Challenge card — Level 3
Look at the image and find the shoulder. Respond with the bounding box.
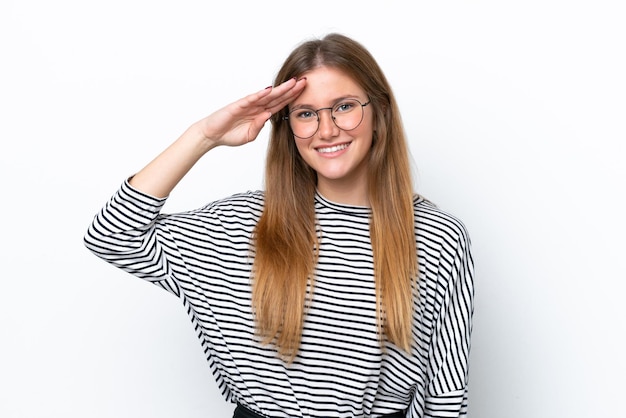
[413,195,471,249]
[206,190,265,206]
[199,190,265,215]
[169,191,265,231]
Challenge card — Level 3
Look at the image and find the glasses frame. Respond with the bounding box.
[283,98,371,139]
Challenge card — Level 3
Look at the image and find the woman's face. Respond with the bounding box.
[288,66,374,204]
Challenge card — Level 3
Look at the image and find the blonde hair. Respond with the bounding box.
[252,33,417,361]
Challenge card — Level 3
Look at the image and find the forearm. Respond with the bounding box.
[129,121,218,198]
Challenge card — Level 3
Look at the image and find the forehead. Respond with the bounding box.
[294,66,365,106]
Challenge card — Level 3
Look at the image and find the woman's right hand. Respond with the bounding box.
[197,77,307,148]
[128,77,306,198]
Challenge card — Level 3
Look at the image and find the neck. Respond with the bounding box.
[317,177,370,207]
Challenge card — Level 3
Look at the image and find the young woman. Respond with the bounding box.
[85,33,474,418]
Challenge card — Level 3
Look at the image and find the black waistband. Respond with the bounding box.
[234,403,405,418]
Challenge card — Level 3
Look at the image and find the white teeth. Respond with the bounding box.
[317,143,349,153]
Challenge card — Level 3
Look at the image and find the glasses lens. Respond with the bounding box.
[332,99,364,131]
[289,108,318,139]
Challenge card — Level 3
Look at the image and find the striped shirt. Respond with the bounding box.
[84,180,474,418]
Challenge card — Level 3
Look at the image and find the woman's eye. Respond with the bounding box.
[295,110,315,120]
[335,102,355,113]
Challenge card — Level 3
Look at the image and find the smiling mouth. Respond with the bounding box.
[316,143,351,154]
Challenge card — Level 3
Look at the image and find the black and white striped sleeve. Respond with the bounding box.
[84,180,175,283]
[425,224,474,417]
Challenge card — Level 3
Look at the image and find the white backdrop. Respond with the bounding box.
[1,1,624,417]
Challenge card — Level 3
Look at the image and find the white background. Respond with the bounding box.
[1,1,624,417]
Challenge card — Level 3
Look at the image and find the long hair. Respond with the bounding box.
[252,33,418,361]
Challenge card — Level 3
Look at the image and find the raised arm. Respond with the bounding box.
[129,77,306,198]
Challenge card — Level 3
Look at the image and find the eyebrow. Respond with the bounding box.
[291,95,363,110]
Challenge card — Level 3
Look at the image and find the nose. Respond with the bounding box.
[317,109,339,139]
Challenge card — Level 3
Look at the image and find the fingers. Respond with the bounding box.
[244,77,306,114]
[265,78,307,114]
[269,77,306,103]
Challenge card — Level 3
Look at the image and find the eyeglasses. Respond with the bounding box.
[283,98,371,139]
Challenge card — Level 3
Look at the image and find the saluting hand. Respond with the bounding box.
[128,77,306,198]
[198,77,306,147]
